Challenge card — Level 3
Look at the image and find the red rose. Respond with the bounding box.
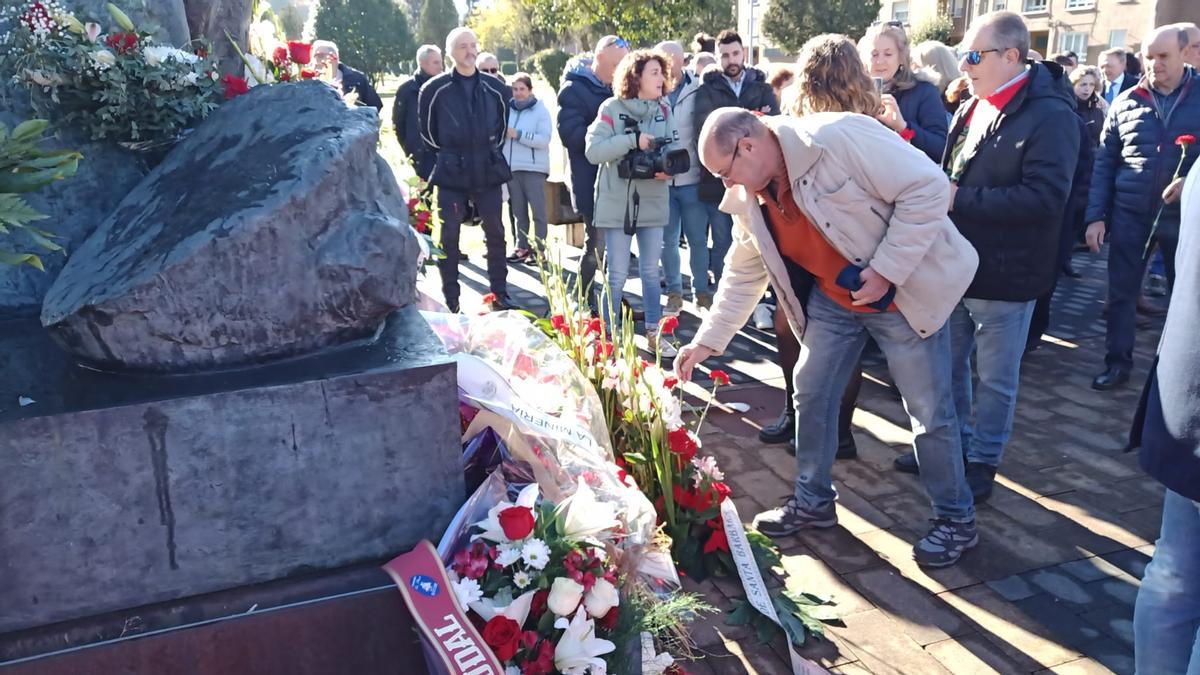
[529,588,549,620]
[481,616,521,661]
[221,74,250,100]
[667,427,698,461]
[703,517,729,553]
[300,69,319,80]
[288,41,313,65]
[272,45,289,67]
[659,315,679,335]
[278,71,291,82]
[1177,134,1196,146]
[498,506,535,540]
[710,369,731,386]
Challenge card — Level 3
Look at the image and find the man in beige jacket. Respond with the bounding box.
[675,108,981,567]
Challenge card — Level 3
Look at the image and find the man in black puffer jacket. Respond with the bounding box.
[692,29,779,285]
[393,44,443,180]
[892,12,1080,502]
[419,27,513,312]
[1085,25,1199,391]
[557,36,628,303]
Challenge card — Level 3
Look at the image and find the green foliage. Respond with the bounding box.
[762,0,882,54]
[312,0,414,84]
[526,48,570,92]
[277,4,306,39]
[514,0,732,51]
[417,0,458,50]
[0,119,80,269]
[909,14,955,45]
[500,60,516,76]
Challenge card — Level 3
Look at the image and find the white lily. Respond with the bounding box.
[471,483,539,543]
[554,608,615,674]
[555,478,619,541]
[83,22,101,43]
[243,54,273,87]
[468,589,537,626]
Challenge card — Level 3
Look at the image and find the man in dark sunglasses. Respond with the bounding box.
[478,52,505,82]
[901,10,1080,503]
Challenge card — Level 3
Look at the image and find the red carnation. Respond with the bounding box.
[105,32,138,54]
[498,506,535,541]
[481,616,521,661]
[710,369,731,386]
[221,73,250,100]
[407,197,421,210]
[481,292,498,304]
[659,315,679,335]
[272,45,289,67]
[288,40,313,65]
[663,375,678,389]
[521,638,555,675]
[1177,134,1196,146]
[529,588,549,620]
[712,481,732,503]
[667,427,698,461]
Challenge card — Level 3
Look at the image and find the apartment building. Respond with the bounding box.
[878,0,1194,65]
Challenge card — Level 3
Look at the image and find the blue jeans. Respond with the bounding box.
[602,226,664,328]
[794,290,973,522]
[704,203,733,286]
[1134,490,1200,675]
[949,298,1035,467]
[668,184,712,296]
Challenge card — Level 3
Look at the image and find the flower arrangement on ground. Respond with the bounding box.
[0,2,221,143]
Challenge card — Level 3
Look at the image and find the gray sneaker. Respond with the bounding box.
[751,497,837,537]
[913,519,978,568]
[665,292,684,315]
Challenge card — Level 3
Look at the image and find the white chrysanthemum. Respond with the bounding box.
[513,571,532,589]
[521,538,551,570]
[495,543,522,568]
[451,577,482,608]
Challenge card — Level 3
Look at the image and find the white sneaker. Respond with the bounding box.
[647,329,678,358]
[752,303,774,330]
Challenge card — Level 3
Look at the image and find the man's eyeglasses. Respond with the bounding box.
[962,48,1001,65]
[602,36,630,50]
[714,135,746,181]
[481,67,499,74]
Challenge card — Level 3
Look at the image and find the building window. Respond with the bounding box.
[993,0,1005,8]
[950,0,964,16]
[892,1,909,23]
[1022,0,1046,12]
[1065,0,1095,8]
[1109,29,1127,48]
[977,0,989,13]
[1059,31,1088,55]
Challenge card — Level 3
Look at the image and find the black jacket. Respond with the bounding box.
[1085,69,1199,242]
[394,70,435,179]
[692,66,779,202]
[418,69,513,191]
[556,59,612,220]
[944,62,1081,301]
[337,63,382,111]
[1074,95,1105,147]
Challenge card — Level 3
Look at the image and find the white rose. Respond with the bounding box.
[91,49,116,69]
[142,45,165,66]
[547,577,584,617]
[583,578,619,618]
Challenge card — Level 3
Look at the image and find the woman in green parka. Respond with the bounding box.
[585,49,680,356]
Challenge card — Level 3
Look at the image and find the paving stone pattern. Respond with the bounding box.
[423,229,1166,674]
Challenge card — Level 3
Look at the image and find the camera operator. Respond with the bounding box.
[585,49,688,356]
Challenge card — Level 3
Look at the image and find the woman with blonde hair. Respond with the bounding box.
[758,33,878,459]
[911,40,962,94]
[858,23,948,162]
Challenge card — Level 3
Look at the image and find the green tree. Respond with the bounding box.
[418,0,459,49]
[312,0,414,84]
[278,4,306,39]
[909,14,954,45]
[519,0,729,49]
[762,0,882,54]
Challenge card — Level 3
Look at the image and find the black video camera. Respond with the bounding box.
[617,121,691,180]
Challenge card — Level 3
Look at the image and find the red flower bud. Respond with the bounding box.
[1176,134,1196,146]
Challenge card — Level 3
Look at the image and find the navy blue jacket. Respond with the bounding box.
[945,62,1081,301]
[1085,69,1199,242]
[557,59,612,221]
[892,79,948,163]
[393,70,435,180]
[1131,172,1200,501]
[338,63,382,111]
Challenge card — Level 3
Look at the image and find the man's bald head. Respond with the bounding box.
[1175,22,1200,67]
[656,40,685,78]
[592,35,629,85]
[1143,25,1188,93]
[698,108,782,193]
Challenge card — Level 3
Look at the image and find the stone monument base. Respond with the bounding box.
[0,307,462,646]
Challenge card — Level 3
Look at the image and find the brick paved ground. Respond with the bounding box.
[424,227,1168,674]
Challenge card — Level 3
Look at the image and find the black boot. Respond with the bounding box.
[1092,366,1130,391]
[893,451,919,474]
[759,407,794,444]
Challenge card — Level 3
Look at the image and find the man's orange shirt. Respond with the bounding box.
[759,181,890,313]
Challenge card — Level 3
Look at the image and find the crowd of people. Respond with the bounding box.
[385,15,1199,672]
